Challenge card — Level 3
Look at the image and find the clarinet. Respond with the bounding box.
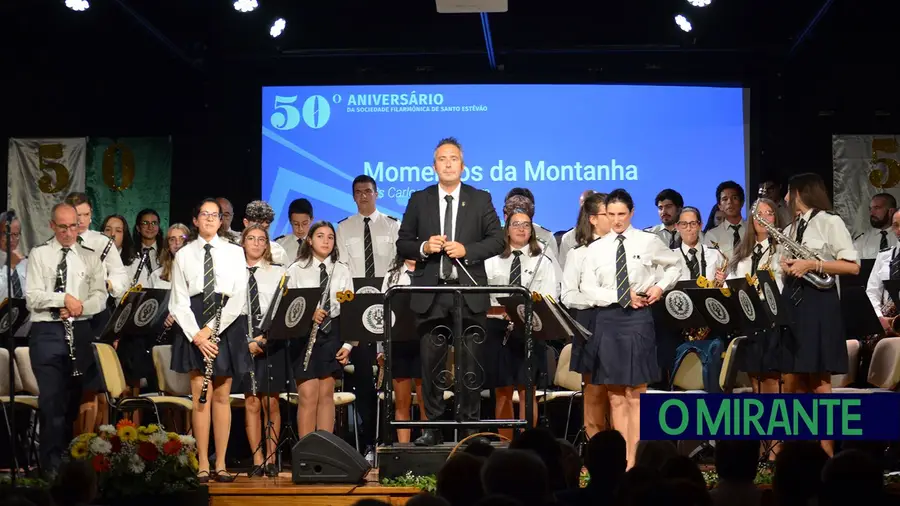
[56,265,81,376]
[130,251,147,288]
[198,302,223,404]
[155,319,171,344]
[303,265,335,371]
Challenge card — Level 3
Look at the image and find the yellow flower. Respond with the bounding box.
[137,432,150,442]
[144,424,160,434]
[71,440,89,459]
[167,432,179,441]
[77,432,97,443]
[188,451,199,471]
[118,425,138,442]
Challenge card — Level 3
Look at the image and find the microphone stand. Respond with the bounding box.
[6,211,19,484]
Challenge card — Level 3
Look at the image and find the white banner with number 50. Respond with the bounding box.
[7,137,87,255]
[833,134,900,238]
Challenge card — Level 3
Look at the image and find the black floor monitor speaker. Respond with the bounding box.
[291,430,371,484]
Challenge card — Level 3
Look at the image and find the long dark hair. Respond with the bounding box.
[728,198,782,275]
[297,221,339,267]
[787,173,832,239]
[132,208,164,264]
[500,212,542,258]
[100,214,135,263]
[575,193,608,247]
[387,253,405,287]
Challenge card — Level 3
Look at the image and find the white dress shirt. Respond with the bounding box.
[853,227,897,260]
[558,228,577,270]
[419,184,461,280]
[270,241,290,266]
[676,242,724,281]
[275,233,305,264]
[337,209,399,278]
[728,239,785,292]
[580,226,683,307]
[148,267,171,289]
[561,239,598,310]
[0,250,30,336]
[866,246,897,317]
[169,235,248,342]
[703,219,748,260]
[246,260,286,326]
[286,256,354,349]
[533,224,560,260]
[783,209,858,264]
[25,238,107,322]
[126,245,161,289]
[484,244,560,311]
[647,223,682,249]
[80,229,129,298]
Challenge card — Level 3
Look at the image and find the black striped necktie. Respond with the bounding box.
[751,244,763,273]
[248,266,261,328]
[616,235,631,308]
[668,230,678,249]
[790,219,808,305]
[53,248,69,319]
[363,217,375,278]
[881,230,889,251]
[510,250,523,286]
[319,263,332,333]
[203,243,215,318]
[890,251,900,280]
[730,224,741,248]
[687,248,700,279]
[10,269,22,298]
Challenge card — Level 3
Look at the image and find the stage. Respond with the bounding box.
[208,470,420,506]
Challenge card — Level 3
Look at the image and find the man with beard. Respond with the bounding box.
[703,181,746,261]
[644,189,684,249]
[853,193,898,259]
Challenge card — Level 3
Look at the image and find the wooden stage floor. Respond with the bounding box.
[208,469,420,506]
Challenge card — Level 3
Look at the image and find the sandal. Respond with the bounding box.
[197,470,212,484]
[213,469,236,483]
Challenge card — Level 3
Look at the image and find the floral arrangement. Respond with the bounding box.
[66,420,200,498]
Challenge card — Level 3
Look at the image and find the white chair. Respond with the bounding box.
[834,338,900,393]
[0,348,40,471]
[540,343,584,440]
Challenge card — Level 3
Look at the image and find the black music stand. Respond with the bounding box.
[99,290,146,344]
[546,296,591,344]
[127,289,170,337]
[353,277,384,294]
[755,270,790,326]
[497,295,569,341]
[727,277,780,332]
[341,293,420,344]
[684,287,755,337]
[841,286,882,337]
[0,298,29,337]
[651,280,711,333]
[840,258,876,288]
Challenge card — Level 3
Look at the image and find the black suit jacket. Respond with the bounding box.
[396,183,505,314]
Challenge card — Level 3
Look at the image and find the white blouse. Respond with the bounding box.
[148,267,171,289]
[727,238,785,292]
[866,246,897,317]
[247,261,287,323]
[484,245,560,312]
[285,256,353,319]
[676,242,725,282]
[782,209,858,264]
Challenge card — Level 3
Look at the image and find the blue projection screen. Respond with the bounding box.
[262,84,747,237]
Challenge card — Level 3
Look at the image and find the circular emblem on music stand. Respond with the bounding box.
[0,307,19,334]
[665,290,693,321]
[356,286,379,295]
[362,304,385,334]
[763,283,778,315]
[115,303,133,334]
[738,290,756,322]
[516,304,542,332]
[284,297,307,328]
[133,299,159,328]
[704,298,730,325]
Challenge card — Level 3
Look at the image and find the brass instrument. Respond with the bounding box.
[688,263,731,341]
[883,299,899,335]
[304,265,336,372]
[749,187,835,290]
[198,302,223,404]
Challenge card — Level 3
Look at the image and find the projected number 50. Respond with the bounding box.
[270,95,331,130]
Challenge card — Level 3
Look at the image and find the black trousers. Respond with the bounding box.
[29,321,94,474]
[345,342,377,449]
[417,290,487,423]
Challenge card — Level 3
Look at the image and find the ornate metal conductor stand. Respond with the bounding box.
[381,285,536,444]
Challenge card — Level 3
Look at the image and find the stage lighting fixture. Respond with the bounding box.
[233,0,258,13]
[65,0,90,11]
[675,14,692,32]
[270,18,286,38]
[687,0,712,7]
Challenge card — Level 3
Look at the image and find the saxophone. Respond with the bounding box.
[749,188,835,290]
[198,302,223,404]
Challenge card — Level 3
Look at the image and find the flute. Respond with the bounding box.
[198,303,223,404]
[247,302,258,397]
[303,264,335,371]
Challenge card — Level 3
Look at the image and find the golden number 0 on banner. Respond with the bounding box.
[37,144,70,194]
[869,138,900,189]
[102,143,136,192]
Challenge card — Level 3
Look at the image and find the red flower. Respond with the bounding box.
[110,436,122,453]
[92,454,111,473]
[163,439,182,456]
[138,441,158,462]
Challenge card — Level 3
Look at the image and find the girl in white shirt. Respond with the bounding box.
[169,198,250,482]
[484,203,560,440]
[781,174,859,456]
[561,192,611,439]
[379,254,425,443]
[286,221,354,438]
[239,224,287,477]
[150,223,189,346]
[579,189,682,469]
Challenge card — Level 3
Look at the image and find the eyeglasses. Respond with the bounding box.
[168,235,187,244]
[198,211,221,220]
[677,221,701,228]
[54,224,79,232]
[757,210,776,217]
[3,232,21,239]
[140,220,159,227]
[245,236,268,244]
[509,221,532,229]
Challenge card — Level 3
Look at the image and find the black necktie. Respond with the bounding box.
[442,194,454,279]
[668,230,678,249]
[687,248,700,279]
[10,269,22,298]
[53,248,70,319]
[881,230,889,251]
[296,237,304,261]
[203,243,215,318]
[795,218,808,243]
[248,266,261,328]
[790,220,807,305]
[510,250,523,286]
[363,217,375,278]
[616,235,631,308]
[751,244,764,273]
[730,224,741,248]
[319,263,332,332]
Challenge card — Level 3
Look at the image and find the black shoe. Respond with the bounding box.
[265,464,279,477]
[213,469,236,483]
[461,430,490,447]
[414,430,443,446]
[248,466,265,477]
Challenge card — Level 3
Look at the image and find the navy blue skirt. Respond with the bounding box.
[586,306,659,386]
[289,318,343,381]
[569,308,597,375]
[739,325,791,376]
[387,340,422,380]
[233,340,290,395]
[170,295,251,379]
[780,280,848,375]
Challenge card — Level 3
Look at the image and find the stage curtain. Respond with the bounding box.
[833,134,900,236]
[6,137,88,255]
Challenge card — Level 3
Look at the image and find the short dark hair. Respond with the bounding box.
[288,198,313,219]
[679,206,703,224]
[873,192,897,209]
[353,175,378,193]
[606,188,634,211]
[715,440,761,483]
[716,181,745,205]
[434,137,463,159]
[655,189,683,209]
[506,187,535,204]
[64,192,91,209]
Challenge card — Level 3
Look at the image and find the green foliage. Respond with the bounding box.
[381,471,437,493]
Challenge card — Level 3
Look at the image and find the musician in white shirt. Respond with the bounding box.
[149,224,190,346]
[242,200,290,265]
[0,212,30,340]
[275,198,314,263]
[285,221,354,439]
[238,224,287,477]
[560,192,611,439]
[484,202,560,441]
[579,189,682,469]
[853,193,898,259]
[558,190,597,270]
[504,187,560,260]
[169,198,250,482]
[781,174,859,457]
[866,210,900,334]
[127,209,164,288]
[645,189,684,249]
[675,206,726,283]
[703,181,747,260]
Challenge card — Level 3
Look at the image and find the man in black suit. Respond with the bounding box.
[397,137,505,446]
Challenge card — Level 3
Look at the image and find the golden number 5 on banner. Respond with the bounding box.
[102,143,136,192]
[869,138,900,189]
[37,144,70,194]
